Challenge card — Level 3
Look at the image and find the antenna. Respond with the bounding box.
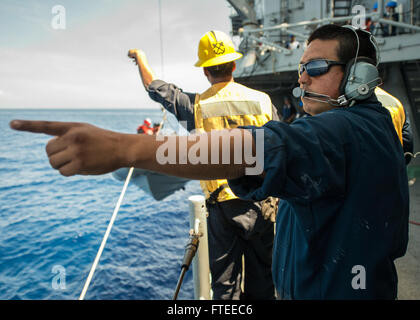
[158,0,164,78]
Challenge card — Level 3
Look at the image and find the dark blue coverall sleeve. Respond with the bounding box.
[228,113,352,203]
[147,80,197,131]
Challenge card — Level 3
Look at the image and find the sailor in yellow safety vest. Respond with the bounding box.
[375,87,413,164]
[128,30,279,300]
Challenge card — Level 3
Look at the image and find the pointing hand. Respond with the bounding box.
[10,120,130,176]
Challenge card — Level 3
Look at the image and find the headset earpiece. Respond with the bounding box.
[337,26,382,106]
[339,56,379,103]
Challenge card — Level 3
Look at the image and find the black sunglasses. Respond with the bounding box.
[298,59,346,77]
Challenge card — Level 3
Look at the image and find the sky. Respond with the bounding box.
[0,0,234,109]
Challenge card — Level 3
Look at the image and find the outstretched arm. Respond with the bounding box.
[9,120,257,179]
[128,49,156,90]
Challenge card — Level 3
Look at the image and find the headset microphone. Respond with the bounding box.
[292,87,342,106]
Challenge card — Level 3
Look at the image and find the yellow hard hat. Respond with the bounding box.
[194,30,243,67]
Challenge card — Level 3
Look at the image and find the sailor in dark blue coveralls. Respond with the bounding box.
[228,25,409,299]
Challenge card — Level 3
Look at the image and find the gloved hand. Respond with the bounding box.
[261,197,279,223]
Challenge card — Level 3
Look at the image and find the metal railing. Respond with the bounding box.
[238,3,420,52]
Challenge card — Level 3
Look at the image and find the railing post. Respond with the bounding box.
[188,195,212,300]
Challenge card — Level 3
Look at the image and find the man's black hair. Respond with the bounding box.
[307,24,377,65]
[204,61,234,78]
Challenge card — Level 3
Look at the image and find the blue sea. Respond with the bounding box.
[0,108,202,300]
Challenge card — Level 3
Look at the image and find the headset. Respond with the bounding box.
[293,25,382,107]
[337,25,382,106]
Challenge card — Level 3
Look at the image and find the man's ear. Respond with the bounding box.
[232,61,236,72]
[203,67,212,82]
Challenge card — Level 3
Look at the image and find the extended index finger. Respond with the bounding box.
[9,120,77,136]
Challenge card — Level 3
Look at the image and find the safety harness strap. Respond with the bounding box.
[205,183,229,206]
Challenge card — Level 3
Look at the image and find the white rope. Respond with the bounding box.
[79,166,134,300]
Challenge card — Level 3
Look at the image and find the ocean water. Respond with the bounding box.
[0,108,202,300]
